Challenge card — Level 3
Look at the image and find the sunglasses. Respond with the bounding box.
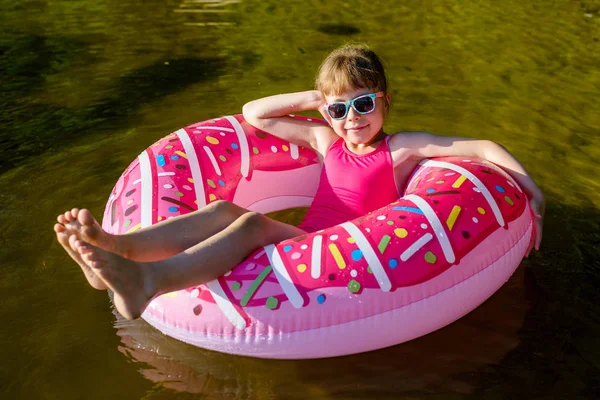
[324,92,384,120]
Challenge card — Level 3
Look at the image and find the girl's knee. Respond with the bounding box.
[236,212,266,234]
[207,200,244,217]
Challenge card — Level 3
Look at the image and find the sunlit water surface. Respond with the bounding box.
[1,0,599,399]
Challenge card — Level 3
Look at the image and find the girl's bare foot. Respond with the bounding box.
[57,208,124,256]
[73,239,157,320]
[53,223,108,290]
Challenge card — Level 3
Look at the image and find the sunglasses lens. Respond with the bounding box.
[328,103,347,119]
[354,96,375,113]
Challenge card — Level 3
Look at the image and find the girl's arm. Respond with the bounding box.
[390,132,545,253]
[242,90,336,152]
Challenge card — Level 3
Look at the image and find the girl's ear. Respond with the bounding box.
[384,93,391,115]
[319,104,333,126]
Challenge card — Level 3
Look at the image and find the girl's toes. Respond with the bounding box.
[71,208,80,218]
[57,214,67,224]
[54,223,65,233]
[78,209,94,226]
[64,211,74,222]
[69,236,88,253]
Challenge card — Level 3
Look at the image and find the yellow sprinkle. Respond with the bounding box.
[435,180,445,184]
[347,237,355,244]
[446,205,461,231]
[478,207,486,215]
[328,244,346,269]
[209,193,217,201]
[127,199,134,205]
[206,136,219,145]
[188,177,194,183]
[161,291,179,298]
[297,264,307,273]
[282,145,289,152]
[394,228,408,238]
[452,175,467,188]
[126,223,141,233]
[426,177,435,182]
[175,150,187,159]
[158,216,163,221]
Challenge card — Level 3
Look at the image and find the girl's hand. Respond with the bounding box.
[527,195,546,257]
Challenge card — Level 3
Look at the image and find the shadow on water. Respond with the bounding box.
[111,202,600,398]
[316,23,361,36]
[471,202,600,399]
[0,31,226,175]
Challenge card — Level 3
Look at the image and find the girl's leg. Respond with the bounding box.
[75,212,306,319]
[60,201,251,262]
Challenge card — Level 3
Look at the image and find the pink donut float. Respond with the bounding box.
[102,115,533,359]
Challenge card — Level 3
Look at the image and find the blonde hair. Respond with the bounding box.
[315,44,388,97]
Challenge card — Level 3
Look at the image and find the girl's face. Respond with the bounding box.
[323,88,389,146]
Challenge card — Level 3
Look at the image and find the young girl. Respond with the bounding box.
[54,44,545,320]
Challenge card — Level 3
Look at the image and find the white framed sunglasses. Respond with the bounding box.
[324,92,384,120]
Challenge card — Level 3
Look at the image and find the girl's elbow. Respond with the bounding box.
[242,102,254,119]
[482,140,508,159]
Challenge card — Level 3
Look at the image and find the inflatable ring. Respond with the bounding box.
[102,115,533,359]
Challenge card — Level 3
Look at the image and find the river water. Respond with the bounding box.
[1,0,599,398]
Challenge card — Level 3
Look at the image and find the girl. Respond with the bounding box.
[54,44,545,320]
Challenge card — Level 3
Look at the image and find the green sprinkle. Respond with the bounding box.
[252,147,259,154]
[504,195,514,206]
[240,266,272,306]
[425,251,437,264]
[174,191,184,197]
[367,266,373,274]
[207,179,216,188]
[266,296,279,309]
[378,235,391,254]
[219,155,227,162]
[348,280,361,293]
[231,281,241,291]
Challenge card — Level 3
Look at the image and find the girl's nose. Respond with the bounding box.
[347,107,360,120]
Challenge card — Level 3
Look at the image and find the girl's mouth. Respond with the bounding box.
[346,124,368,133]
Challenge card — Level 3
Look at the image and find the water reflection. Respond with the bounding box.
[1,0,599,398]
[114,267,530,398]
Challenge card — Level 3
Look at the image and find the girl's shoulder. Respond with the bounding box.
[387,131,439,166]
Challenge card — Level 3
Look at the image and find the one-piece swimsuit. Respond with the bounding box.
[297,136,401,233]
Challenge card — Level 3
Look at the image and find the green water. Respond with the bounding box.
[1,0,599,398]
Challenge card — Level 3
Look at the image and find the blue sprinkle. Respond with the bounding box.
[156,154,166,167]
[283,245,292,252]
[317,294,326,304]
[168,206,178,212]
[495,185,506,193]
[170,155,180,160]
[351,249,363,261]
[426,188,436,193]
[388,259,398,269]
[392,206,424,215]
[218,179,225,187]
[231,143,239,149]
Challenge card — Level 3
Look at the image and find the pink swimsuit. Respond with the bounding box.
[298,136,401,233]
